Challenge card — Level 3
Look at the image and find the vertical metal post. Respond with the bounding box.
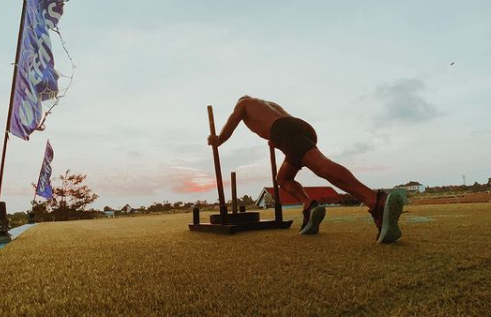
[269,144,283,223]
[193,207,200,225]
[0,202,11,243]
[0,0,28,238]
[0,0,28,198]
[29,193,37,224]
[231,172,237,214]
[207,106,227,224]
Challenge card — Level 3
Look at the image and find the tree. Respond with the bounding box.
[194,200,209,208]
[121,204,132,213]
[29,200,52,222]
[173,201,183,209]
[147,203,163,213]
[471,182,483,192]
[238,195,255,206]
[163,202,172,211]
[50,170,99,211]
[7,212,29,229]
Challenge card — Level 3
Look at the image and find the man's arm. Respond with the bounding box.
[208,101,246,147]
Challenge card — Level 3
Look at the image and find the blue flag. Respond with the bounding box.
[10,0,66,140]
[36,140,54,199]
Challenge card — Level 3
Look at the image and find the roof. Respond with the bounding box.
[256,186,340,205]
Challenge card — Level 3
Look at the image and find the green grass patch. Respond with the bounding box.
[1,204,490,316]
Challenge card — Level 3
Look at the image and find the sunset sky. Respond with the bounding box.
[1,0,490,213]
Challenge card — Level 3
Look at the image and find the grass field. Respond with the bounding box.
[1,203,490,317]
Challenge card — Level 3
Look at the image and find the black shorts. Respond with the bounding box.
[270,116,317,168]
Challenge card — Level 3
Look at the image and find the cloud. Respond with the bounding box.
[93,173,164,197]
[470,128,491,136]
[235,164,271,184]
[163,148,273,192]
[127,150,141,158]
[83,156,272,201]
[351,165,390,173]
[3,187,33,197]
[165,165,218,194]
[92,168,217,197]
[219,145,269,171]
[374,78,443,126]
[165,163,271,194]
[171,180,217,194]
[333,142,375,161]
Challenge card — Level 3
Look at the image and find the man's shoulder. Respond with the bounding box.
[235,96,259,109]
[238,96,268,107]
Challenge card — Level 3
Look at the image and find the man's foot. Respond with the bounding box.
[369,191,403,243]
[300,200,318,231]
[369,190,386,236]
[299,201,326,235]
[378,193,404,243]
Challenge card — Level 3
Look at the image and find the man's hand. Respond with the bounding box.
[208,135,220,147]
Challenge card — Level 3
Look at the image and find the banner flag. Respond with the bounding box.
[36,140,54,199]
[10,0,66,140]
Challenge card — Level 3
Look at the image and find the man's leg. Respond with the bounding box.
[276,159,326,234]
[301,148,378,209]
[303,148,404,242]
[276,160,312,209]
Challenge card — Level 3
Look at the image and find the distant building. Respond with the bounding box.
[255,186,341,208]
[103,210,115,218]
[379,188,408,205]
[396,181,425,193]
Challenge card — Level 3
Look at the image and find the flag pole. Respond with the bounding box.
[0,0,27,198]
[32,169,42,205]
[30,186,40,223]
[30,191,38,224]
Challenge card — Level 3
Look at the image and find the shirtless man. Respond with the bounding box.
[208,95,403,243]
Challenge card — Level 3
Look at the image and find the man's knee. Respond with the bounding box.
[276,175,287,188]
[276,174,293,189]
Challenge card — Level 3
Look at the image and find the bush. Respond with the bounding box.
[7,212,28,229]
[337,194,361,206]
[33,207,103,222]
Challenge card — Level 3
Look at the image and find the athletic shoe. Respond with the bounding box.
[299,203,326,235]
[369,190,386,234]
[376,193,404,243]
[300,200,319,231]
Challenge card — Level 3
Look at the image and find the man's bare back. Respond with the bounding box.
[241,97,291,140]
[210,96,291,146]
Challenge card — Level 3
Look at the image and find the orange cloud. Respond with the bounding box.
[92,163,264,197]
[172,180,216,194]
[166,166,230,194]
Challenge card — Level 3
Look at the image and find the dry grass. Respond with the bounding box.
[1,203,490,317]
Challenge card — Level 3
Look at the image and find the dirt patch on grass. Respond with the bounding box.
[411,192,491,205]
[1,204,490,316]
